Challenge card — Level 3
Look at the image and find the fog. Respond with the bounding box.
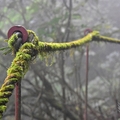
[0,0,120,120]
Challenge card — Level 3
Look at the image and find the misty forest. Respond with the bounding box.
[0,0,120,120]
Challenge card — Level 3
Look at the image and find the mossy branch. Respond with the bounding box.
[38,31,97,52]
[0,30,120,118]
[0,43,37,118]
[37,31,120,52]
[93,35,120,44]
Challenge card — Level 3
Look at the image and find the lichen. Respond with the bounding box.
[7,34,18,53]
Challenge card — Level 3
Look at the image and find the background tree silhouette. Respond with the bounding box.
[0,0,120,120]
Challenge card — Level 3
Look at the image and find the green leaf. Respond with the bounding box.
[0,47,10,51]
[3,49,12,55]
[0,47,11,55]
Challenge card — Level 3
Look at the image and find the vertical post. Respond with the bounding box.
[85,44,89,120]
[15,81,21,120]
[7,25,28,120]
[84,29,92,120]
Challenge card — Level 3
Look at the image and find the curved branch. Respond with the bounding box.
[38,31,98,52]
[38,31,120,52]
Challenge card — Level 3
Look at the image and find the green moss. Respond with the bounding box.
[1,29,120,119]
[0,92,11,97]
[0,31,40,118]
[7,34,18,54]
[8,34,18,48]
[0,105,7,112]
[38,31,99,52]
[0,85,14,92]
[93,35,120,44]
[0,98,8,104]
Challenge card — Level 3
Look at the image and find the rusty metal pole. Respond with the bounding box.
[84,29,92,120]
[85,44,89,120]
[15,82,21,120]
